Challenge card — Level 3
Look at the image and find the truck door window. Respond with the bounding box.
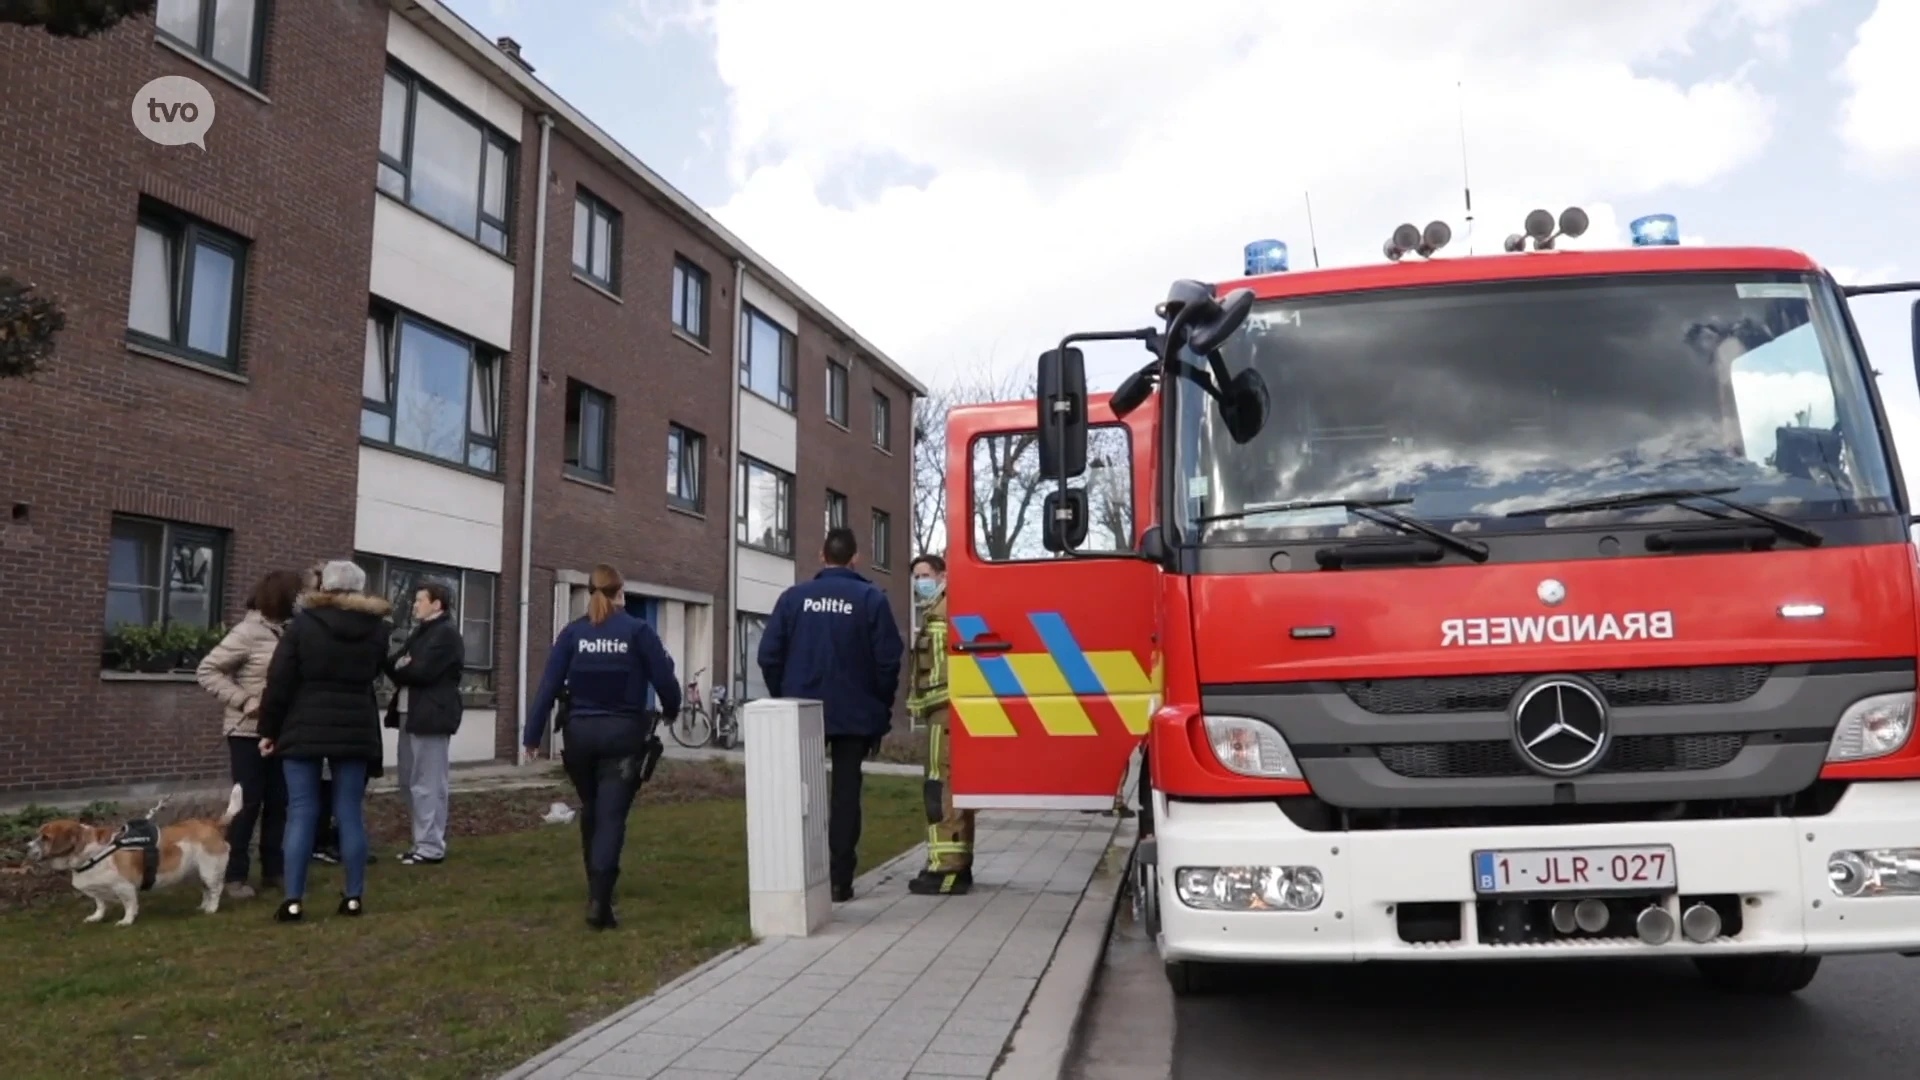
[971,425,1133,561]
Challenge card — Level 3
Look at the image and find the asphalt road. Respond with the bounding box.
[1072,902,1920,1079]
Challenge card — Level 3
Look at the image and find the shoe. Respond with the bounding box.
[224,881,256,900]
[399,852,444,865]
[908,869,973,896]
[311,849,341,865]
[337,896,365,917]
[831,883,854,903]
[261,875,283,894]
[274,899,304,923]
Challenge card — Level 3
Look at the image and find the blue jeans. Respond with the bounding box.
[283,757,368,900]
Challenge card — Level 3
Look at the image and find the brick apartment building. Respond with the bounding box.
[0,0,922,796]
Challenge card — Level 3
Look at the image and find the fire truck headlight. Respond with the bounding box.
[1175,866,1325,911]
[1827,849,1920,897]
[1826,692,1916,763]
[1202,715,1302,779]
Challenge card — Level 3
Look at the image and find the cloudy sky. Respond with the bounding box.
[452,0,1916,487]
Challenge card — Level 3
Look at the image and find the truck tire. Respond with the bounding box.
[1692,954,1821,995]
[1164,960,1215,997]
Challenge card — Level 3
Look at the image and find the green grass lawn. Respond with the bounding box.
[1,769,926,1080]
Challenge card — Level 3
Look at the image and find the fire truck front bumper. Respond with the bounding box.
[1148,781,1920,964]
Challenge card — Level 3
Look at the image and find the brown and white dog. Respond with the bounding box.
[25,785,244,926]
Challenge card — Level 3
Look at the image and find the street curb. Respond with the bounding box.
[992,814,1138,1080]
[493,839,934,1080]
[495,941,752,1080]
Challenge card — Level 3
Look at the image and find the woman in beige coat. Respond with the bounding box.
[197,569,304,898]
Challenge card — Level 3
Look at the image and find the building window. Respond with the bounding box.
[825,489,848,534]
[668,423,706,512]
[155,0,267,86]
[126,201,248,371]
[565,380,613,484]
[740,305,796,410]
[105,515,227,631]
[871,509,893,571]
[378,65,515,255]
[736,613,769,703]
[873,390,893,452]
[826,360,849,427]
[672,258,708,342]
[737,456,795,556]
[355,554,497,694]
[361,306,502,474]
[572,190,619,291]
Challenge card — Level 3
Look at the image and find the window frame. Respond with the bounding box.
[826,359,850,428]
[572,188,621,292]
[871,508,893,572]
[564,379,615,485]
[354,552,498,695]
[126,200,250,372]
[739,305,797,411]
[377,61,516,257]
[672,257,709,344]
[967,423,1136,564]
[154,0,270,88]
[103,514,229,637]
[667,423,706,513]
[737,455,796,556]
[360,303,504,477]
[825,488,848,534]
[872,390,893,452]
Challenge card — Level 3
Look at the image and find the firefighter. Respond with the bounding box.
[907,554,975,896]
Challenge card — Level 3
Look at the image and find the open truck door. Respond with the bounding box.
[944,389,1161,810]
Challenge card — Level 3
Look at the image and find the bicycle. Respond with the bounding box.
[710,684,741,750]
[669,668,716,748]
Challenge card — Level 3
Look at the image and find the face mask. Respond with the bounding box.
[913,577,939,601]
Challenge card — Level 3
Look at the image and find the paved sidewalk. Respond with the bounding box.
[503,810,1121,1080]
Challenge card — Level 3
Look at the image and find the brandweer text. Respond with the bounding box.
[1440,611,1675,647]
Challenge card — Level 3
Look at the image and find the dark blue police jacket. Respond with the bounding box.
[757,566,904,739]
[524,610,682,748]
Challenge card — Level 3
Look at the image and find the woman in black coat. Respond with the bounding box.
[259,560,392,922]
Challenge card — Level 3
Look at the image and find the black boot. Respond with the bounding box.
[586,871,619,930]
[908,868,973,896]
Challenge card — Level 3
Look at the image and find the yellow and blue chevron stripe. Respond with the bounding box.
[948,611,1160,738]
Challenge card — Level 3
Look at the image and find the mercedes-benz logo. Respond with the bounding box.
[1537,579,1567,606]
[1511,677,1610,777]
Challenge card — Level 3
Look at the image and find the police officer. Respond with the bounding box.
[759,527,904,902]
[524,563,680,929]
[906,554,975,896]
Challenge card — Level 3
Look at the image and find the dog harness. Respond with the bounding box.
[70,820,161,891]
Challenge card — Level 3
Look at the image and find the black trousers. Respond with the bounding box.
[827,735,875,889]
[561,714,649,878]
[226,736,285,883]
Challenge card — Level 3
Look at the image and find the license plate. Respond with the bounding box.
[1472,845,1677,895]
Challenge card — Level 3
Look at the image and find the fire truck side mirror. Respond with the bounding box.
[1041,488,1089,552]
[1909,299,1919,394]
[1037,346,1089,480]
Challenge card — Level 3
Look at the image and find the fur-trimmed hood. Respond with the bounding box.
[297,590,392,616]
[296,590,392,643]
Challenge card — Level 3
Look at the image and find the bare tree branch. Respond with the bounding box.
[0,0,155,37]
[0,277,65,380]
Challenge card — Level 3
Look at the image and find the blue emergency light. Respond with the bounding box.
[1245,239,1289,275]
[1630,213,1680,247]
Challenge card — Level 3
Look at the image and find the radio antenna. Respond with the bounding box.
[1303,191,1322,268]
[1456,80,1475,255]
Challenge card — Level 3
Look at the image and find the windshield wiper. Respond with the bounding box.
[1502,487,1823,547]
[1200,498,1491,563]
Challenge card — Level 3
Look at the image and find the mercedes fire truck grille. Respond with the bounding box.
[1376,734,1749,779]
[1341,664,1772,715]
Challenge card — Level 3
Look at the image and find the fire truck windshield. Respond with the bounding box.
[1171,270,1898,545]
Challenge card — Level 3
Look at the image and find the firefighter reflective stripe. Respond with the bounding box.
[948,612,1156,738]
[907,615,949,717]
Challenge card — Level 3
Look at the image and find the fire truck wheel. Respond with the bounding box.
[1691,954,1821,995]
[1163,960,1216,997]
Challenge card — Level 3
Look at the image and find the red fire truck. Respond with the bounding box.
[942,210,1920,995]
